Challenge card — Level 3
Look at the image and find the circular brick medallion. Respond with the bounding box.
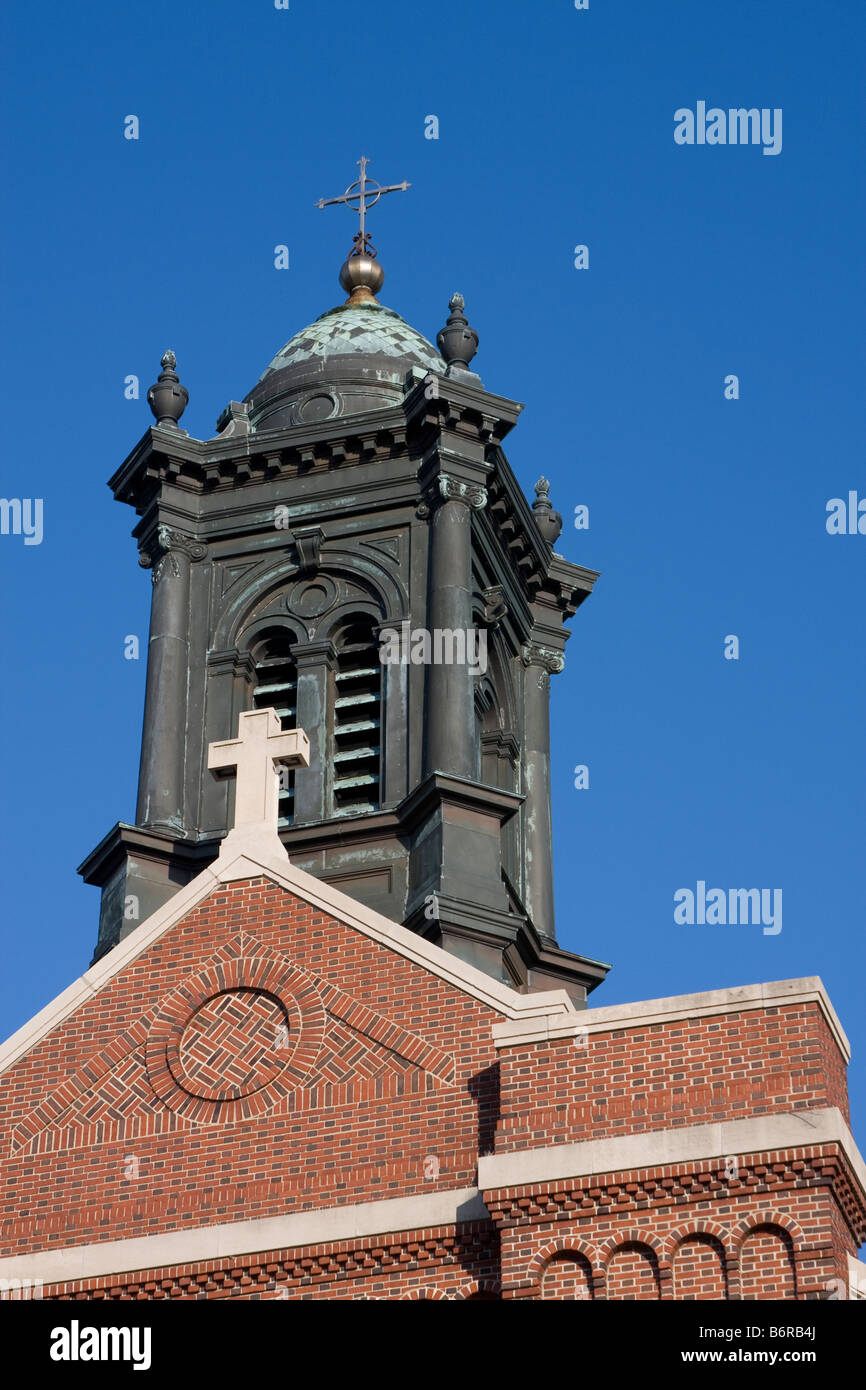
[146,956,326,1122]
[176,989,289,1101]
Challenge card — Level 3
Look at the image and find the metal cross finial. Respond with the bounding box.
[315,156,410,259]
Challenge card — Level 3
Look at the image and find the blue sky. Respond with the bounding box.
[1,0,864,1146]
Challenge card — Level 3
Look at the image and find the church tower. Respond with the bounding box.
[80,162,608,1006]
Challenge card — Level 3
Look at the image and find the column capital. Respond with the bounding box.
[206,647,257,682]
[438,474,487,509]
[521,642,566,678]
[289,637,338,668]
[139,525,207,580]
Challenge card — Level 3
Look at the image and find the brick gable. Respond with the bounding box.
[0,876,505,1260]
[0,844,864,1300]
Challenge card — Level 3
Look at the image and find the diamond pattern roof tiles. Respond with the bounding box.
[260,302,444,380]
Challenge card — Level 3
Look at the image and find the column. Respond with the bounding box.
[521,642,565,942]
[290,638,337,823]
[424,474,487,780]
[201,648,256,836]
[136,526,205,833]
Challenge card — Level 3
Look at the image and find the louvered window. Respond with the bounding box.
[251,632,298,828]
[332,619,381,815]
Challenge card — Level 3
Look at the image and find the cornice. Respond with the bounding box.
[484,449,599,619]
[108,376,525,513]
[479,1108,866,1241]
[107,403,596,652]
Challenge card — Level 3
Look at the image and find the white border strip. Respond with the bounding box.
[0,1187,488,1285]
[847,1254,866,1299]
[478,1106,866,1196]
[492,976,851,1061]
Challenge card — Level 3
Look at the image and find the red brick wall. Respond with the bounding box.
[606,1243,661,1300]
[540,1251,593,1300]
[0,879,502,1258]
[495,1003,848,1154]
[487,1159,859,1300]
[0,873,861,1300]
[739,1225,797,1300]
[672,1234,728,1300]
[29,1176,855,1301]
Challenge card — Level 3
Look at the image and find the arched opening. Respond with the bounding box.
[672,1235,728,1300]
[249,626,299,828]
[739,1225,797,1300]
[331,615,382,815]
[540,1252,594,1300]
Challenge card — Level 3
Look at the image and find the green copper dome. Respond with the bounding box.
[261,302,444,379]
[245,300,444,431]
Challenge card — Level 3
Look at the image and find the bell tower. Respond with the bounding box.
[79,160,609,1006]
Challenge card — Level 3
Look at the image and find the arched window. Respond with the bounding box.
[250,627,298,828]
[332,616,382,815]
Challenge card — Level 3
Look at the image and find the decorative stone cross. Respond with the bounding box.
[208,709,310,832]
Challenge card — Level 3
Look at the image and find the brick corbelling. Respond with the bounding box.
[482,1145,866,1245]
[35,1222,499,1301]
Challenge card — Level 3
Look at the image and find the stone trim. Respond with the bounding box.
[492,976,850,1062]
[0,836,577,1078]
[478,1107,866,1199]
[848,1254,866,1299]
[0,1187,489,1286]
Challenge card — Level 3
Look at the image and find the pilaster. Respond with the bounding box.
[520,640,565,941]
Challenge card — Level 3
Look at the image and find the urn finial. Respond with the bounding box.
[532,477,563,546]
[436,292,480,378]
[147,350,189,429]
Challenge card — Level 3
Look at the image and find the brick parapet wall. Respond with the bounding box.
[494,1002,849,1154]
